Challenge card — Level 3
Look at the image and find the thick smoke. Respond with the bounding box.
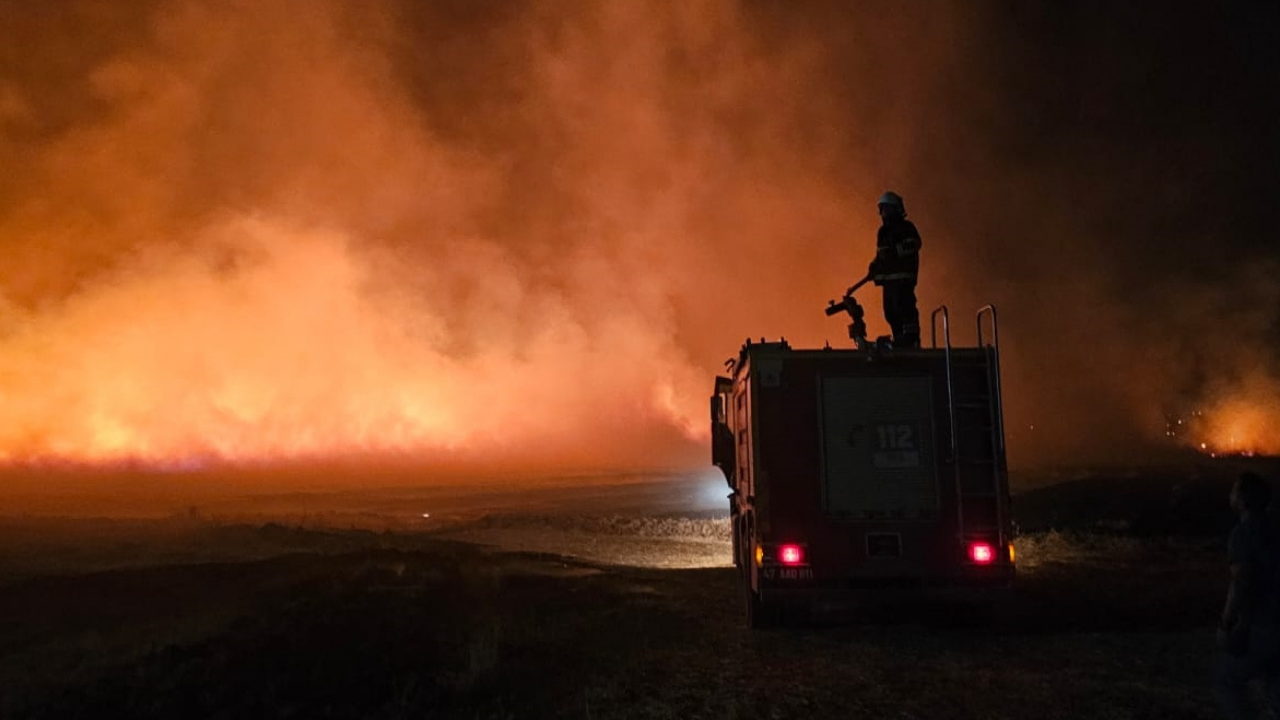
[0,0,851,473]
[0,1,1277,478]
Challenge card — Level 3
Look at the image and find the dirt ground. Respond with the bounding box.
[0,464,1268,719]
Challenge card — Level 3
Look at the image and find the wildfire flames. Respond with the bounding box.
[3,2,1277,476]
[2,1,789,471]
[0,0,889,473]
[1166,367,1280,459]
[0,215,708,468]
[1190,396,1280,459]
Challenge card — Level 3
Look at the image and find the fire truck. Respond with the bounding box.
[711,300,1014,627]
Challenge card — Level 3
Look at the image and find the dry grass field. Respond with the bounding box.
[0,463,1270,719]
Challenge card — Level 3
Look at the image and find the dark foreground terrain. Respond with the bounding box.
[0,463,1270,719]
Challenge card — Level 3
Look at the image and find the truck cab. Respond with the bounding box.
[712,307,1014,627]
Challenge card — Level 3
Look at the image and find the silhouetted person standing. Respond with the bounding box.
[1216,471,1280,719]
[860,191,921,349]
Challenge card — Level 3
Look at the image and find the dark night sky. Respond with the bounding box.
[985,4,1279,266]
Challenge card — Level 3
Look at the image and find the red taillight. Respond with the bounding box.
[968,542,995,564]
[778,544,805,566]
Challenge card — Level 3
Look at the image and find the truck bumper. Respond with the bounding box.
[759,571,1015,604]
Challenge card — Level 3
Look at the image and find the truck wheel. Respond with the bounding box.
[746,585,765,628]
[741,535,776,629]
[731,518,741,569]
[746,585,785,629]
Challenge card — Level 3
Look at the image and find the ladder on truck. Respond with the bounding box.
[930,306,1007,552]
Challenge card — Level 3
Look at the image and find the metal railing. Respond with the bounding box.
[977,305,1006,557]
[931,305,963,542]
[976,305,1005,456]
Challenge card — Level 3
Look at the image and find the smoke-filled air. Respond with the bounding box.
[1,1,1278,477]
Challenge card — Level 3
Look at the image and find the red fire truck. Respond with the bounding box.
[711,304,1014,627]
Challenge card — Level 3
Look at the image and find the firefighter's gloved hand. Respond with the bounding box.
[867,261,879,277]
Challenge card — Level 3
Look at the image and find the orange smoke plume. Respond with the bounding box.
[8,1,1269,479]
[1,0,762,471]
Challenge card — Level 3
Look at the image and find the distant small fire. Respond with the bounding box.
[1167,392,1280,458]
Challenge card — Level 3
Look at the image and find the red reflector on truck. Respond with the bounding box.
[968,542,995,564]
[778,544,805,566]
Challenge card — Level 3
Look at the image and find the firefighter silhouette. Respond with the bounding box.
[865,191,922,349]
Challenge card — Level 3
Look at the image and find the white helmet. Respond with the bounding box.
[877,191,905,214]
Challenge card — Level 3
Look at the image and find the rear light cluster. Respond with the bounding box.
[755,543,808,567]
[968,542,995,564]
[966,541,1017,565]
[778,544,805,566]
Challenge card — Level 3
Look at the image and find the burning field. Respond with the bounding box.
[1,0,1277,477]
[1,1,1278,717]
[1168,375,1280,459]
